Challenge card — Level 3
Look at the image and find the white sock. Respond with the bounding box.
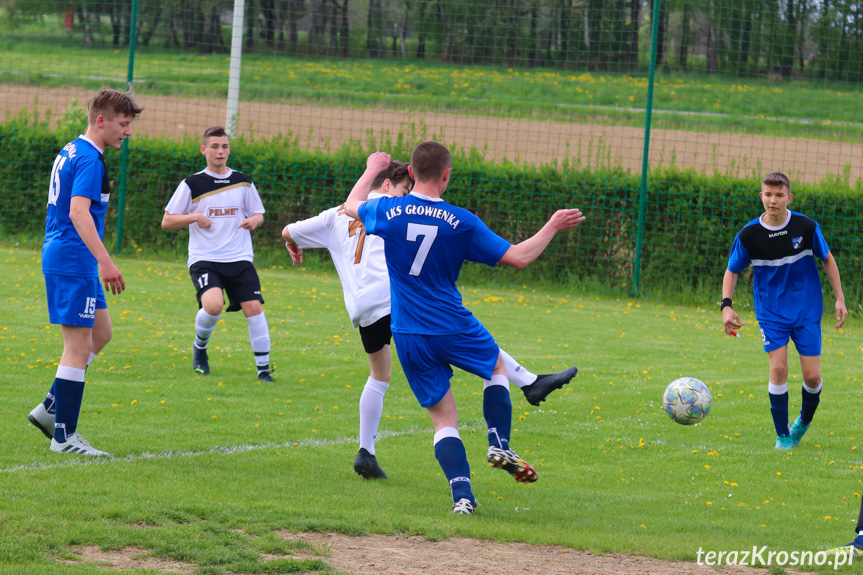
[768,382,788,395]
[87,352,97,367]
[499,349,536,387]
[247,312,270,370]
[359,377,389,454]
[194,309,220,348]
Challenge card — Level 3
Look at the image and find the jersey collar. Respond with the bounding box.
[79,134,104,155]
[759,210,791,231]
[409,191,443,202]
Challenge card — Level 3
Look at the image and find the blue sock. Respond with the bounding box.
[800,384,821,425]
[53,366,86,442]
[433,433,474,505]
[483,377,512,450]
[42,383,56,415]
[769,390,789,437]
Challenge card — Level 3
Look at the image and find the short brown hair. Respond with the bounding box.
[762,172,791,194]
[87,89,143,124]
[410,140,451,182]
[203,126,230,145]
[371,160,413,190]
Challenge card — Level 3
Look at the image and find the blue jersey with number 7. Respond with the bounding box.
[42,136,110,278]
[358,192,510,335]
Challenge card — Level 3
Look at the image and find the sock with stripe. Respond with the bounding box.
[433,427,474,505]
[483,375,512,450]
[768,382,790,437]
[53,365,86,443]
[800,380,822,425]
[247,312,271,374]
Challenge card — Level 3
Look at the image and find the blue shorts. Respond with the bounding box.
[44,274,107,327]
[759,320,821,356]
[393,320,499,408]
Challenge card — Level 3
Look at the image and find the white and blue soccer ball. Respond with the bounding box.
[663,377,712,425]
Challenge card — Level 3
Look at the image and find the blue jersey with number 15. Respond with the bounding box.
[42,136,110,278]
[358,192,511,335]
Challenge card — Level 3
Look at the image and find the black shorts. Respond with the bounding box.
[189,260,264,313]
[359,315,392,354]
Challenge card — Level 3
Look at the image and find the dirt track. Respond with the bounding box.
[3,85,862,184]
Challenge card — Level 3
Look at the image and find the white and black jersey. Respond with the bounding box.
[165,168,265,267]
[287,192,391,328]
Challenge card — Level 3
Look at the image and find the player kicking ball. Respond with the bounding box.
[28,89,143,456]
[721,172,846,450]
[282,160,578,480]
[345,143,585,513]
[162,127,274,382]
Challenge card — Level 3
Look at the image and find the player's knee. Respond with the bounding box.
[771,365,789,382]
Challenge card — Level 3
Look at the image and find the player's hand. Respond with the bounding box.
[549,208,586,232]
[834,300,848,329]
[366,151,391,174]
[285,241,303,267]
[196,213,212,229]
[722,307,743,336]
[239,214,263,231]
[100,260,125,295]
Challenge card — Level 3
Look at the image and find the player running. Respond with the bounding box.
[345,143,585,513]
[721,172,846,450]
[162,127,274,381]
[283,159,578,480]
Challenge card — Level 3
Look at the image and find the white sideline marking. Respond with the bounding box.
[4,422,490,473]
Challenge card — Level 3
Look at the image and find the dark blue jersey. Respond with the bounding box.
[358,192,511,335]
[42,136,109,277]
[727,211,829,326]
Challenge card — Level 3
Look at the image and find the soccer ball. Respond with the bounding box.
[663,377,712,425]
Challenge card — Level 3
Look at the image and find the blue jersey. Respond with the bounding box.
[727,211,829,326]
[358,192,511,335]
[42,136,109,278]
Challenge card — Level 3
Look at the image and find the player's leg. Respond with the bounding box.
[189,263,225,376]
[499,348,579,406]
[32,291,110,435]
[766,344,792,449]
[394,333,474,513]
[445,327,538,484]
[354,316,392,479]
[193,287,223,375]
[225,262,271,381]
[427,390,475,514]
[790,322,824,446]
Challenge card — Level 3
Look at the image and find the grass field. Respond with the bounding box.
[2,244,863,574]
[2,27,863,143]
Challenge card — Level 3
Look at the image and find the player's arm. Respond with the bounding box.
[162,212,211,230]
[69,195,125,295]
[822,252,848,328]
[721,269,743,335]
[344,152,392,220]
[281,225,303,267]
[498,208,585,269]
[239,212,264,231]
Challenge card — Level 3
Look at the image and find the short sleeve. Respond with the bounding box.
[288,207,338,249]
[812,222,830,260]
[727,233,750,273]
[465,217,511,267]
[165,181,192,215]
[358,197,384,237]
[244,182,266,216]
[70,154,103,202]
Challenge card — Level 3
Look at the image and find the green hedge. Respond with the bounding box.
[3,113,862,309]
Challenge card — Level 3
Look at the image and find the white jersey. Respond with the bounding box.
[287,192,391,328]
[165,168,265,267]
